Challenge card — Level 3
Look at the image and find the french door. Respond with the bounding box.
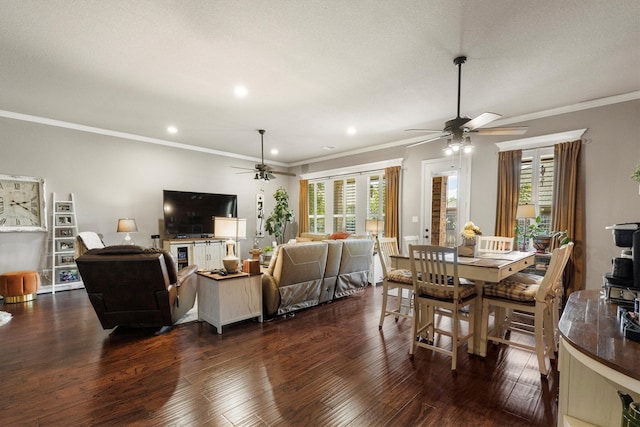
[421,156,471,246]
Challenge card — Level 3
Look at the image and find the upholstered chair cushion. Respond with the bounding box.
[418,283,477,301]
[387,269,413,284]
[483,280,540,303]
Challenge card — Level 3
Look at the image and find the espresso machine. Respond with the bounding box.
[604,223,640,306]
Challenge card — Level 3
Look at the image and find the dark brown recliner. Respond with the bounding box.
[76,245,197,330]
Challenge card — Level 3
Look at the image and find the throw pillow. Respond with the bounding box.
[330,231,350,240]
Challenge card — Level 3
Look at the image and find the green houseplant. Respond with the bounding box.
[632,164,640,183]
[515,216,547,252]
[264,187,294,245]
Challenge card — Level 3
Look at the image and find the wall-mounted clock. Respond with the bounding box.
[0,174,47,232]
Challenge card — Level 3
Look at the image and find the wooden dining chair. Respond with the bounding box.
[376,236,414,329]
[480,242,574,377]
[476,236,514,254]
[408,244,478,371]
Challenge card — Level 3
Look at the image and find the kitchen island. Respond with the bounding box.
[558,289,640,426]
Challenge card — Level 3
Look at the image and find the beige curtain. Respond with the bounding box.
[298,180,309,236]
[384,166,400,239]
[552,140,585,296]
[494,150,522,237]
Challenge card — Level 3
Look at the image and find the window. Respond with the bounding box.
[333,178,356,232]
[518,147,554,233]
[308,182,325,233]
[306,170,387,234]
[302,159,400,235]
[368,174,385,226]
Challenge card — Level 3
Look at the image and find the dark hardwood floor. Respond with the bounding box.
[0,286,558,426]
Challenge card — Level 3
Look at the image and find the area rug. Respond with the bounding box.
[175,297,198,325]
[0,311,12,327]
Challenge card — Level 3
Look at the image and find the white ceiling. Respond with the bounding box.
[1,0,639,166]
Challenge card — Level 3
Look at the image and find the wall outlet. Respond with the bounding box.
[412,216,418,223]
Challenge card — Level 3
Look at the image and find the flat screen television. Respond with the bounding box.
[163,190,237,237]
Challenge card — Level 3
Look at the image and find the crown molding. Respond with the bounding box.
[0,109,288,167]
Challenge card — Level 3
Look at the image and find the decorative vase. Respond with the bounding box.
[532,236,551,253]
[459,236,477,257]
[463,237,476,247]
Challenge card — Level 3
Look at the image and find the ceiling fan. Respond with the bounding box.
[406,56,528,150]
[232,129,296,181]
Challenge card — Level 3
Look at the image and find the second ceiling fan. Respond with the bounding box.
[233,129,296,181]
[407,56,527,149]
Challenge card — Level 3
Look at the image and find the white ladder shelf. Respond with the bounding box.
[50,193,83,293]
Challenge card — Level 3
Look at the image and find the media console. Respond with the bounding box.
[163,238,225,271]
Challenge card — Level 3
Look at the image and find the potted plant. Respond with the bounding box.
[632,164,640,194]
[264,187,294,245]
[261,245,273,265]
[515,216,548,252]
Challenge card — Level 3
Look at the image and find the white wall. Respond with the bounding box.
[295,99,640,290]
[0,117,296,284]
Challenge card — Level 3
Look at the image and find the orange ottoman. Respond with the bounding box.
[0,270,40,303]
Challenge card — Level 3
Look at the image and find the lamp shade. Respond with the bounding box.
[365,219,380,233]
[116,218,138,233]
[516,204,536,219]
[214,217,246,239]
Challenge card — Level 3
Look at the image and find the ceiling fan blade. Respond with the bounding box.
[231,166,254,171]
[464,112,502,130]
[471,126,528,136]
[272,170,297,177]
[407,133,449,148]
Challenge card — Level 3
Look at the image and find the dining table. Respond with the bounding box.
[390,250,536,356]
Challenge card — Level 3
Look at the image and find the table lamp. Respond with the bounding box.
[214,217,247,273]
[117,218,138,245]
[366,218,383,238]
[516,204,536,251]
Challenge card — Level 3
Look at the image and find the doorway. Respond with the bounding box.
[421,156,471,246]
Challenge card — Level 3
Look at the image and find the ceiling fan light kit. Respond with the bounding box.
[406,55,528,150]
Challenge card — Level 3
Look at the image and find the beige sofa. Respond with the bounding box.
[262,239,374,317]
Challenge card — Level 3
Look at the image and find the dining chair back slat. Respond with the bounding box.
[477,236,515,254]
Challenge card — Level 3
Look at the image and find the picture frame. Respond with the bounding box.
[56,239,75,251]
[56,228,73,237]
[57,254,75,266]
[256,193,265,238]
[55,202,72,212]
[0,174,47,232]
[57,268,78,283]
[55,214,74,226]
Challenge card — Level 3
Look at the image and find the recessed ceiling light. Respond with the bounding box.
[346,126,357,135]
[323,146,336,150]
[233,85,248,98]
[270,149,278,155]
[167,126,178,134]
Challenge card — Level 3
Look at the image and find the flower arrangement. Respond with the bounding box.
[461,221,482,239]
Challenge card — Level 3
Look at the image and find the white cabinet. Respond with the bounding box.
[197,272,263,333]
[192,240,223,271]
[163,239,224,271]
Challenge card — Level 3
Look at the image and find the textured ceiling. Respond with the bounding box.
[1,0,639,165]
